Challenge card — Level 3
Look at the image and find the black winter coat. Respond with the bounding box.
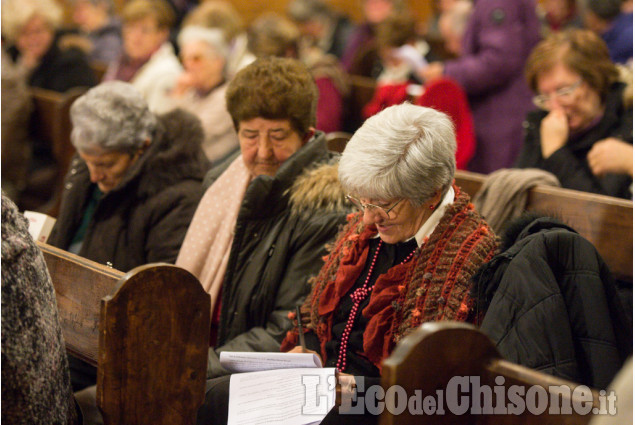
[9,38,97,93]
[473,216,632,389]
[205,133,349,377]
[48,109,210,272]
[515,82,633,199]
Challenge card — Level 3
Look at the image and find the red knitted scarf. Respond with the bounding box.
[282,186,498,370]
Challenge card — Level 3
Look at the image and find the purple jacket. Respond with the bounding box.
[444,0,541,173]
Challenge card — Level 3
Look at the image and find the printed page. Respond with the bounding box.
[228,367,336,425]
[220,352,323,373]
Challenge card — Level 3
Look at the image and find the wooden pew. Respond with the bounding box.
[454,170,633,282]
[29,87,87,216]
[38,243,211,425]
[346,75,377,131]
[380,322,603,425]
[326,131,353,153]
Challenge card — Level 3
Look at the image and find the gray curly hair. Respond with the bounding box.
[70,81,158,154]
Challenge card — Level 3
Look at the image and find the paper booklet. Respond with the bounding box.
[24,211,56,243]
[220,351,323,373]
[222,352,336,425]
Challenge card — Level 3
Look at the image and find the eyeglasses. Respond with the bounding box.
[532,79,583,110]
[346,195,402,219]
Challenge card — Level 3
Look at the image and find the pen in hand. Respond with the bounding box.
[296,305,306,352]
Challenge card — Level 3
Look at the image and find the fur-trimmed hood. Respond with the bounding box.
[132,108,210,198]
[288,160,349,218]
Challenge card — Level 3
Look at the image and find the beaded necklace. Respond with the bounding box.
[335,239,418,372]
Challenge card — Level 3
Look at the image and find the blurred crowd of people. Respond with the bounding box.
[1,1,633,424]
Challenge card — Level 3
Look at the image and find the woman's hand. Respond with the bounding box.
[418,62,444,83]
[587,138,633,177]
[335,372,357,410]
[286,345,319,356]
[170,72,195,98]
[540,108,569,158]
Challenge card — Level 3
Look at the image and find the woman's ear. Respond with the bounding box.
[303,127,316,144]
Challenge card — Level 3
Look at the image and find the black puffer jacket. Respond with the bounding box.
[48,109,210,272]
[472,216,632,389]
[206,133,349,377]
[515,81,633,199]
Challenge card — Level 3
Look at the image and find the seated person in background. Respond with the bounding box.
[361,13,423,120]
[287,0,354,60]
[176,57,349,379]
[247,12,348,133]
[363,14,475,170]
[169,26,239,165]
[2,192,79,424]
[102,0,181,113]
[1,0,97,92]
[197,103,498,425]
[536,0,583,36]
[341,0,408,77]
[63,0,123,65]
[181,0,255,78]
[580,0,633,65]
[515,29,633,199]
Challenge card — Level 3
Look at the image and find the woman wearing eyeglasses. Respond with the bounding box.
[515,29,633,199]
[279,103,498,424]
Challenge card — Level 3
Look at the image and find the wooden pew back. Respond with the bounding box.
[30,87,86,216]
[39,243,211,424]
[454,170,633,281]
[40,243,123,366]
[380,322,601,425]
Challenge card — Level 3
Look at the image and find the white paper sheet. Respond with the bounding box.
[220,351,323,373]
[228,367,336,425]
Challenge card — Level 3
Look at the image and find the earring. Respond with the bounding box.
[429,204,435,210]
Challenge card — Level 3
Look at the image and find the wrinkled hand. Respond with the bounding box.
[540,108,569,158]
[392,44,428,72]
[170,72,196,97]
[335,372,357,410]
[587,138,633,177]
[286,345,319,356]
[418,61,444,83]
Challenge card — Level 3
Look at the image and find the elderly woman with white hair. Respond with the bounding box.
[2,0,97,92]
[197,103,498,425]
[282,103,498,424]
[169,26,239,164]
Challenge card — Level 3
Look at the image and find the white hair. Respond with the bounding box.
[70,81,158,154]
[1,0,63,42]
[178,26,229,60]
[339,103,457,205]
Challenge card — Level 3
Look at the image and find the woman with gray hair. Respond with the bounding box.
[279,103,498,424]
[48,80,209,393]
[48,81,209,273]
[169,26,239,165]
